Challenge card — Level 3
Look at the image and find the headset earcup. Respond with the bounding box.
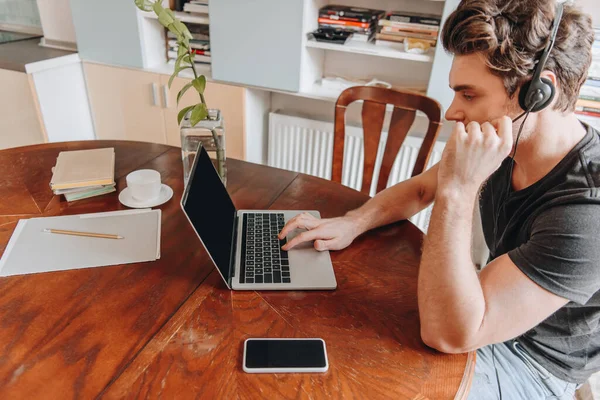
[519,80,533,111]
[519,78,556,112]
[533,77,556,112]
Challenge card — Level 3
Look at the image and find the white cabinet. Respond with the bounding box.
[84,63,167,144]
[210,0,305,92]
[0,68,45,150]
[84,62,248,160]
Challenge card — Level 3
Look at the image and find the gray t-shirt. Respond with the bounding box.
[480,123,600,383]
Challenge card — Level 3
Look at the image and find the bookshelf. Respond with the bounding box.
[305,39,434,63]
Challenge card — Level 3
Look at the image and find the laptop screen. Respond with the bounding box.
[182,146,236,282]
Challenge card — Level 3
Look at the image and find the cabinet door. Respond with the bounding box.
[162,75,246,160]
[0,69,45,150]
[209,0,303,92]
[84,63,167,144]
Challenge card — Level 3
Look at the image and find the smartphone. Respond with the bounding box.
[243,338,328,373]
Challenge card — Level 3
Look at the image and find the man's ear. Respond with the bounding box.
[541,70,558,88]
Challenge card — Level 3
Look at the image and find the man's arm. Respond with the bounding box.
[418,188,568,353]
[348,163,440,233]
[281,163,439,251]
[418,118,571,353]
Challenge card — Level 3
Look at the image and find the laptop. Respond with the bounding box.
[180,146,337,291]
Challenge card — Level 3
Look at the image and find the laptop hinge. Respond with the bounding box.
[228,212,239,285]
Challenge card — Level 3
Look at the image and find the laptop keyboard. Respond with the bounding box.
[240,213,291,284]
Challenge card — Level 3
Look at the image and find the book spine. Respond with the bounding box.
[380,26,438,38]
[319,13,371,23]
[318,18,371,29]
[378,19,439,32]
[579,95,600,102]
[387,13,441,26]
[318,23,371,34]
[576,110,600,118]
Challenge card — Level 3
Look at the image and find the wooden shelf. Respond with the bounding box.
[306,39,434,63]
[139,10,209,25]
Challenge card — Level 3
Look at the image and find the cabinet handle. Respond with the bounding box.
[163,84,170,108]
[151,83,159,107]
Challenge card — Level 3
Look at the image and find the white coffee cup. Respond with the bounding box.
[126,169,161,202]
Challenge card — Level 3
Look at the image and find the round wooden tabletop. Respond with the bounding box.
[0,141,474,399]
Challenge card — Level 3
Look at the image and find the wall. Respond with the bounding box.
[0,0,41,29]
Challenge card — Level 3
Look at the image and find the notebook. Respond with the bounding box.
[50,148,115,190]
[0,209,161,277]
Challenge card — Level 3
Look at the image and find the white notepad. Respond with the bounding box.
[0,209,161,277]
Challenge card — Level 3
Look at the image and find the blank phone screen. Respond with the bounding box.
[245,339,326,369]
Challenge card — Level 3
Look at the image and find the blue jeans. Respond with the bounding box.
[467,340,578,399]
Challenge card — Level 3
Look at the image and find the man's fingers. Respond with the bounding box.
[314,239,339,252]
[278,213,319,239]
[282,229,323,251]
[493,116,514,151]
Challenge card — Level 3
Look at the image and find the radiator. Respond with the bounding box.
[268,112,446,232]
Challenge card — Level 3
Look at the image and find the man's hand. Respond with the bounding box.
[279,213,363,252]
[438,117,514,196]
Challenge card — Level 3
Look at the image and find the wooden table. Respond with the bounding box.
[0,141,474,399]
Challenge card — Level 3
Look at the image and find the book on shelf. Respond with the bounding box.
[348,32,375,43]
[317,23,371,34]
[387,11,441,26]
[380,26,438,38]
[318,17,372,29]
[577,98,600,109]
[379,19,440,33]
[183,1,208,14]
[168,50,210,63]
[318,5,385,23]
[580,94,600,102]
[376,32,437,46]
[168,39,210,50]
[585,79,600,88]
[576,110,600,118]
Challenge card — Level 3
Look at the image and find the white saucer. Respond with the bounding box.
[119,184,174,208]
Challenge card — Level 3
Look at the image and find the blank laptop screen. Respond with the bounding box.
[182,146,236,282]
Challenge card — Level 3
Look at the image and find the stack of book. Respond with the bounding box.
[183,0,208,14]
[576,28,600,130]
[376,11,441,51]
[167,23,211,64]
[49,148,116,202]
[317,5,385,43]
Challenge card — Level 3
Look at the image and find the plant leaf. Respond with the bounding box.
[134,0,153,11]
[190,103,208,127]
[168,64,192,88]
[173,20,192,40]
[177,44,188,58]
[177,82,194,105]
[177,105,195,125]
[157,9,174,27]
[152,1,164,15]
[192,76,206,95]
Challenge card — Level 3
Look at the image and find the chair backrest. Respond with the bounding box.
[332,86,443,195]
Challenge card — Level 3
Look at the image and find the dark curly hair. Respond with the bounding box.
[441,0,594,112]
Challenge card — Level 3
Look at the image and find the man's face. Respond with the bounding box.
[446,53,521,125]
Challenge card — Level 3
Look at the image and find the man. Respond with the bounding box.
[279,0,599,398]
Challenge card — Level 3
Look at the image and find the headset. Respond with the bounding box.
[494,2,565,246]
[492,4,565,398]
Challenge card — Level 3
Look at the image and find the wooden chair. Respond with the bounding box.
[333,86,443,195]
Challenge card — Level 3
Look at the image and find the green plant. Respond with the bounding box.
[134,0,225,179]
